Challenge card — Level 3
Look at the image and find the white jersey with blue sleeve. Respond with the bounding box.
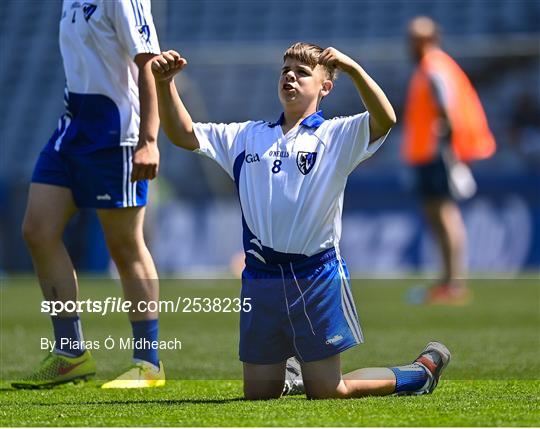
[193,111,388,264]
[55,0,160,153]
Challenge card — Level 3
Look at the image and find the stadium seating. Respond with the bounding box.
[1,0,538,180]
[165,0,540,41]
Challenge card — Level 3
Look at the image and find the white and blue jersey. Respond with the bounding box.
[55,0,161,153]
[193,110,386,263]
[32,0,160,208]
[194,111,388,363]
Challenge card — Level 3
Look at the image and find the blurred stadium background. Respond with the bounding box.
[0,0,539,275]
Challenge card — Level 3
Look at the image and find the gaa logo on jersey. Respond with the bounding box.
[296,151,317,175]
[245,153,260,163]
[137,24,151,43]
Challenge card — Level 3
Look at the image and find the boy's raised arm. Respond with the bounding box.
[152,50,200,151]
[318,48,397,141]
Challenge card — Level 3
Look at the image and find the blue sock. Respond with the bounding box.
[51,316,85,357]
[131,319,159,368]
[390,364,429,393]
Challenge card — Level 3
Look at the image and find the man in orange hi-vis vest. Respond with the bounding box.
[403,17,495,305]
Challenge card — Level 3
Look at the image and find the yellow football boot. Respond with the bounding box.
[12,350,96,389]
[101,360,165,389]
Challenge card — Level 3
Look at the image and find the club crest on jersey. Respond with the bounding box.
[82,3,97,21]
[137,24,151,43]
[296,151,317,175]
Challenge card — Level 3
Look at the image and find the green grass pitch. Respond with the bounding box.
[1,276,539,426]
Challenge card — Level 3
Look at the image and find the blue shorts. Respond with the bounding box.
[239,248,364,364]
[413,155,453,201]
[31,141,148,209]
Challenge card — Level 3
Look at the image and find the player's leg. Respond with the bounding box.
[22,183,78,304]
[300,354,394,399]
[14,181,96,388]
[409,158,470,305]
[243,361,287,400]
[49,145,164,388]
[97,206,159,319]
[423,197,470,305]
[423,197,466,286]
[301,342,451,399]
[97,205,164,388]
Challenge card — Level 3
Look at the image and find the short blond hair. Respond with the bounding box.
[283,42,337,81]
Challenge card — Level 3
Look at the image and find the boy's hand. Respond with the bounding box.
[151,50,187,83]
[131,143,159,181]
[318,47,358,75]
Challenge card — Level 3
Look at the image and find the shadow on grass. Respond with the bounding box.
[0,386,250,404]
[30,398,247,406]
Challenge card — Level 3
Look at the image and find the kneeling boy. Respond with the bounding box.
[151,42,450,399]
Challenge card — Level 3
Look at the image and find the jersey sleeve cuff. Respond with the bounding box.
[129,45,161,60]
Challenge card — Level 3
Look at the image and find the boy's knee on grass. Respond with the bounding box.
[243,380,284,400]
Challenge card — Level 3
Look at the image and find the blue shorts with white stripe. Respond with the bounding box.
[240,248,364,364]
[31,141,148,209]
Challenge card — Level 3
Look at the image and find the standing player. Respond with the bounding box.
[151,43,451,399]
[403,17,495,305]
[13,0,164,389]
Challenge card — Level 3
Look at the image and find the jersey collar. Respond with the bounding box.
[268,110,325,129]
